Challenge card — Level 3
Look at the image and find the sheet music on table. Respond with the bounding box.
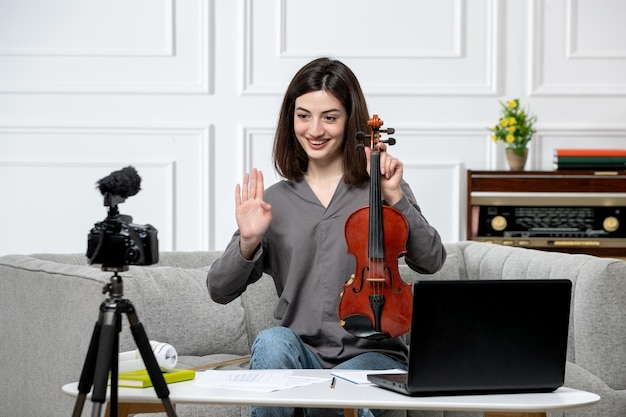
[193,370,330,392]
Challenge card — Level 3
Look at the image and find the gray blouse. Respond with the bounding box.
[207,178,446,368]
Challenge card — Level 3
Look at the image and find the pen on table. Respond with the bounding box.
[330,377,336,389]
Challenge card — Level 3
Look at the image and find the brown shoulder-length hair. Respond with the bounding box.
[273,57,370,185]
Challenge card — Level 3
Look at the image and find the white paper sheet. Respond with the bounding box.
[193,370,330,392]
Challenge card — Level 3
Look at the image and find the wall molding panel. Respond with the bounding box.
[0,124,213,254]
[528,0,626,96]
[240,126,277,182]
[0,0,175,57]
[278,0,465,59]
[402,162,465,242]
[241,0,501,96]
[0,0,212,94]
[566,0,626,59]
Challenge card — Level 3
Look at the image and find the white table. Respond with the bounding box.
[62,369,600,417]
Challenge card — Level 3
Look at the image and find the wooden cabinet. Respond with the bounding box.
[467,170,626,257]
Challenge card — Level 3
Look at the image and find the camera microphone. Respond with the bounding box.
[97,166,141,199]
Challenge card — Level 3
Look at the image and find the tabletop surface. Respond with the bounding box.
[62,369,601,413]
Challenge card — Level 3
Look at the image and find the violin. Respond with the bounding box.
[338,115,413,340]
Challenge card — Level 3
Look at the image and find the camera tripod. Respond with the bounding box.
[71,268,177,417]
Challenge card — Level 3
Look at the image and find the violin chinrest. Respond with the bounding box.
[340,314,390,340]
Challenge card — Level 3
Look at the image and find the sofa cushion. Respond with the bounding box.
[119,266,249,357]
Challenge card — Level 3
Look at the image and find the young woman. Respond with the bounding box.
[207,57,446,417]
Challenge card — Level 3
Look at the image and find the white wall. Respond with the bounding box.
[1,0,625,256]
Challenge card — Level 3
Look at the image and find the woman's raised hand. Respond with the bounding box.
[364,143,404,206]
[235,168,272,259]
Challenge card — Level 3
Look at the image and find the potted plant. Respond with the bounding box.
[490,98,537,170]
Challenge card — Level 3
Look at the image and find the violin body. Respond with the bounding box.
[337,114,413,340]
[340,205,412,339]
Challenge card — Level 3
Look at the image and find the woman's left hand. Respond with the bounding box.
[364,143,404,206]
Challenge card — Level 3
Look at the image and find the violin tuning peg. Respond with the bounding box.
[385,128,395,134]
[382,138,396,146]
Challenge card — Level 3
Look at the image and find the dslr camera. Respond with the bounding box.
[86,166,158,270]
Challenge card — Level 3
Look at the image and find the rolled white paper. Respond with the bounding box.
[118,341,178,372]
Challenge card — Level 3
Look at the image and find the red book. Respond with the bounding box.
[554,148,626,157]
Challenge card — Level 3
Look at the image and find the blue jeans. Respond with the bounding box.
[249,326,407,417]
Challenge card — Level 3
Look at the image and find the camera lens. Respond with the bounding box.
[125,246,140,262]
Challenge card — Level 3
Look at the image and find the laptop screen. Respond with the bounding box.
[404,279,572,394]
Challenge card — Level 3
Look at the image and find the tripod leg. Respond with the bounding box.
[108,317,120,417]
[125,305,178,417]
[72,319,103,417]
[90,309,118,417]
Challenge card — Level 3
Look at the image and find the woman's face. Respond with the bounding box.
[293,90,347,165]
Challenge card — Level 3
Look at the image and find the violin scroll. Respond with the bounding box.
[356,115,396,150]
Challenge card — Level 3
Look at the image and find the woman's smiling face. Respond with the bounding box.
[293,90,347,165]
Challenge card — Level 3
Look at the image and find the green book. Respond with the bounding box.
[555,156,626,164]
[110,368,195,388]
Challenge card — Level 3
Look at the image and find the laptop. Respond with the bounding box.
[368,279,572,396]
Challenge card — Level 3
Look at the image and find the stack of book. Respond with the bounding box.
[553,148,626,171]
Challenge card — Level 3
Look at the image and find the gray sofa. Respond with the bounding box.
[1,241,625,417]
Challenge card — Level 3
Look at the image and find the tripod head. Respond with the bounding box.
[102,269,126,300]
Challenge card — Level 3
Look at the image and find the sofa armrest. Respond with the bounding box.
[573,259,626,390]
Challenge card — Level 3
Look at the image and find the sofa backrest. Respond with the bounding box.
[116,252,280,357]
[11,251,280,358]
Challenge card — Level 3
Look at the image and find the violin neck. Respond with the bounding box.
[369,151,384,259]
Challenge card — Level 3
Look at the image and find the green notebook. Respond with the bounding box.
[110,368,195,388]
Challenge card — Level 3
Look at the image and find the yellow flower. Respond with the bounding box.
[487,98,537,150]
